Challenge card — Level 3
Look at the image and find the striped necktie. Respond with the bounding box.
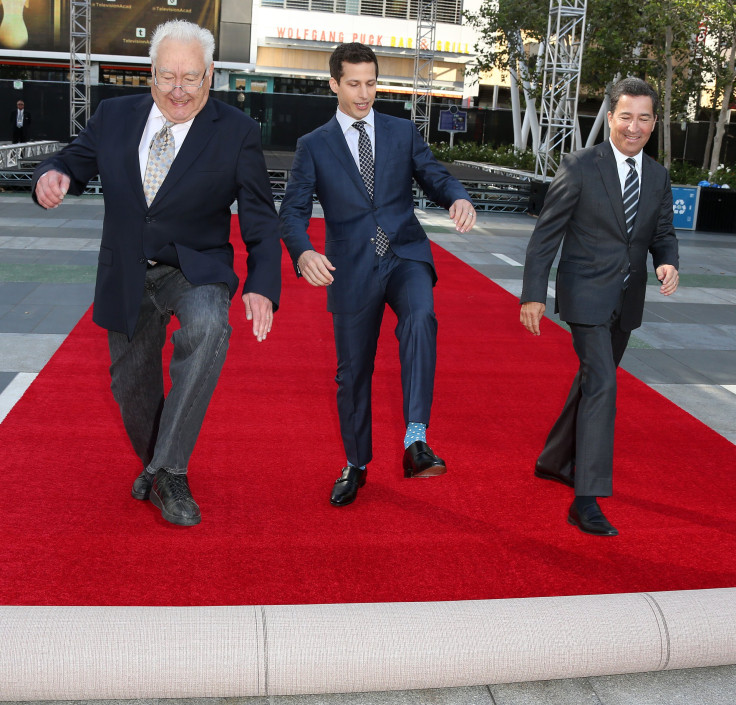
[353,120,390,257]
[623,157,639,238]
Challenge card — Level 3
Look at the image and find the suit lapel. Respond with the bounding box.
[150,99,218,208]
[373,112,391,193]
[633,156,656,237]
[320,115,373,202]
[595,142,627,237]
[125,95,154,209]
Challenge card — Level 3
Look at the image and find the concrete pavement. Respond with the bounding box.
[0,193,734,703]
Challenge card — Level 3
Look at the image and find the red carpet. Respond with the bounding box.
[1,218,734,606]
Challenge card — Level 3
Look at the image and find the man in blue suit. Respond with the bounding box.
[280,42,476,507]
[33,20,281,526]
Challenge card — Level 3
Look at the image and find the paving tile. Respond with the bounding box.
[621,350,714,385]
[469,264,525,283]
[633,323,736,350]
[0,236,101,250]
[0,263,97,283]
[589,664,736,705]
[642,302,736,326]
[0,303,50,333]
[32,305,91,334]
[658,350,736,383]
[489,678,601,705]
[646,383,736,444]
[269,686,493,705]
[0,281,39,304]
[0,332,66,371]
[0,369,15,393]
[21,283,95,305]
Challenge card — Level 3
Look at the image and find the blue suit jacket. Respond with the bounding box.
[279,111,471,313]
[32,93,282,339]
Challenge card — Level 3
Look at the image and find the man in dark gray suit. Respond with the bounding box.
[520,77,679,536]
[11,99,31,143]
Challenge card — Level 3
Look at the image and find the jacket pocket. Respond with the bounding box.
[98,246,113,266]
[557,260,595,276]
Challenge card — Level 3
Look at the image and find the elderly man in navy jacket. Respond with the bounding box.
[33,20,281,526]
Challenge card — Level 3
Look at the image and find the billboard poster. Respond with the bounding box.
[0,0,220,58]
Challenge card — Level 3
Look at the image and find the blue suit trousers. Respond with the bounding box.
[332,251,437,468]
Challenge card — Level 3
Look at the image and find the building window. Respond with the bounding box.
[261,0,462,24]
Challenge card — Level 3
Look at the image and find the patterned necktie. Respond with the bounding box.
[353,120,390,257]
[143,120,174,206]
[623,157,639,238]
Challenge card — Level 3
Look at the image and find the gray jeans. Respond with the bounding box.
[108,265,232,476]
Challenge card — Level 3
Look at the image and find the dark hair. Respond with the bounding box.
[329,43,379,83]
[609,77,659,115]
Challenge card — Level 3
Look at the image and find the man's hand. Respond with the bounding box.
[297,249,335,287]
[242,292,273,342]
[448,199,476,233]
[656,264,679,296]
[520,301,546,336]
[34,170,70,209]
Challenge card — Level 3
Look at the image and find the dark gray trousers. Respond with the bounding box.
[108,265,231,476]
[537,309,630,497]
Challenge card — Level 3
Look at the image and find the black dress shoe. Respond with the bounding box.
[150,469,201,526]
[567,501,618,536]
[534,461,575,488]
[330,466,366,507]
[131,470,154,500]
[402,440,447,478]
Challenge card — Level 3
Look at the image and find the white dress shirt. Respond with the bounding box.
[609,138,642,198]
[138,103,194,183]
[335,108,375,168]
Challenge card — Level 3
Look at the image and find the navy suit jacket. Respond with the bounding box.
[32,93,281,339]
[279,111,471,313]
[521,141,678,332]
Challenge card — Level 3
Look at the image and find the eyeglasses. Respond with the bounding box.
[153,68,208,94]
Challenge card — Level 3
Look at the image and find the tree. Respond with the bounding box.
[697,0,736,173]
[637,0,707,169]
[464,0,711,166]
[464,0,548,151]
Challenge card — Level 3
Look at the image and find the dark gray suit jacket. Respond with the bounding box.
[521,140,678,332]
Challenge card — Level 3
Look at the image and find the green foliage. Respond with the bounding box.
[669,160,736,189]
[430,144,736,188]
[464,0,548,83]
[431,142,536,170]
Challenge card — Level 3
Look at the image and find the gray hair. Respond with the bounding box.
[149,20,215,67]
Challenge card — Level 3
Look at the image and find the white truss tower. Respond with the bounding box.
[535,0,588,178]
[69,0,92,138]
[411,0,437,142]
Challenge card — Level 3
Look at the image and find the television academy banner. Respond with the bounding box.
[0,0,220,58]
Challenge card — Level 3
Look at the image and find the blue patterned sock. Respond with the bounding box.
[404,422,427,449]
[347,460,366,470]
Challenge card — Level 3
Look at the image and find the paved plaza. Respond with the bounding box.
[0,192,735,703]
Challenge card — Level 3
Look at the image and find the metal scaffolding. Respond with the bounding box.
[535,0,588,178]
[69,0,92,138]
[411,0,437,142]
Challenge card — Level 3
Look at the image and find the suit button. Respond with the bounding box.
[145,216,152,223]
[370,238,375,243]
[138,257,147,264]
